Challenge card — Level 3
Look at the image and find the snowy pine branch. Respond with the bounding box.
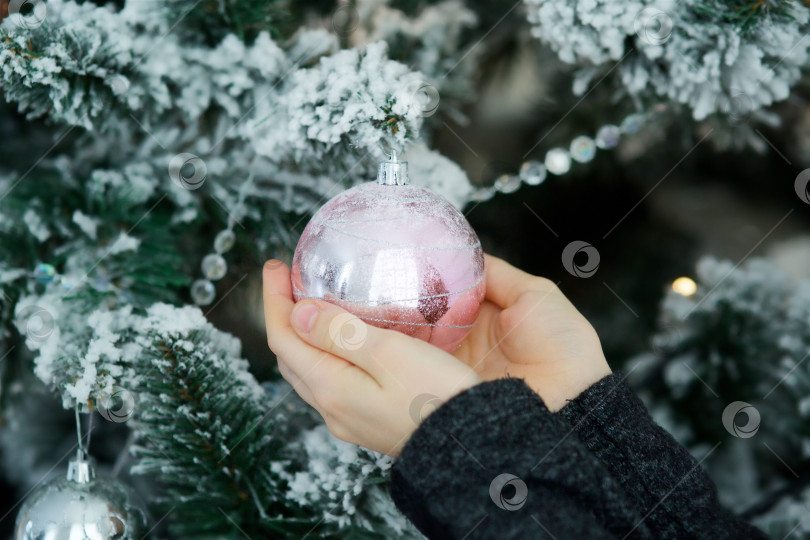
[125,303,418,538]
[0,0,291,134]
[525,0,810,120]
[691,0,797,29]
[0,0,455,224]
[356,0,479,108]
[162,0,306,45]
[634,257,801,446]
[128,304,315,538]
[247,40,426,176]
[631,256,810,534]
[0,1,477,536]
[280,425,423,538]
[0,0,430,178]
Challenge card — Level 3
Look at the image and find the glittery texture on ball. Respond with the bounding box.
[291,182,486,353]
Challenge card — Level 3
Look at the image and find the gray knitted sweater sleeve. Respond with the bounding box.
[389,375,766,540]
[557,373,767,540]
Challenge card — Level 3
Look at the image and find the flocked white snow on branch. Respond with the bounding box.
[0,0,477,223]
[0,0,478,247]
[245,40,426,173]
[627,255,810,538]
[278,424,424,538]
[524,0,810,120]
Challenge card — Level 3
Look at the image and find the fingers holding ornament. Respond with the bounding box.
[262,259,297,358]
[264,258,410,384]
[262,154,493,455]
[482,253,557,309]
[276,356,319,411]
[289,299,413,386]
[263,260,373,398]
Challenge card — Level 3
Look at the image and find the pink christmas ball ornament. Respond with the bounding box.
[291,156,486,352]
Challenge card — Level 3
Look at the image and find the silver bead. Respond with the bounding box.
[519,161,547,186]
[213,229,235,254]
[117,290,135,304]
[470,186,496,202]
[545,148,571,175]
[494,174,521,194]
[107,74,130,96]
[33,263,56,284]
[570,136,596,163]
[620,114,644,134]
[190,279,216,306]
[92,276,112,292]
[595,125,621,149]
[201,254,227,281]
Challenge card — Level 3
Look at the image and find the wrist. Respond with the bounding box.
[527,359,612,412]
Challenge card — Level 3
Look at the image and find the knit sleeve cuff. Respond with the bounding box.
[554,372,734,538]
[557,372,649,439]
[389,378,558,535]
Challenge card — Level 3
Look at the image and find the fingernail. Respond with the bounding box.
[292,303,318,333]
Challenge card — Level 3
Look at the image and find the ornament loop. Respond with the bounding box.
[377,139,395,161]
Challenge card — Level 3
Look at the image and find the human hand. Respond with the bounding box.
[262,260,482,457]
[452,254,611,411]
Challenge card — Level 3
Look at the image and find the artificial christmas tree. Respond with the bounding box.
[1,0,810,538]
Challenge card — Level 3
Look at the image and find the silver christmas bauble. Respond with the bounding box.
[15,452,147,540]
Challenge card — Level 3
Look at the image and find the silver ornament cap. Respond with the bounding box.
[376,152,409,186]
[14,450,148,540]
[66,450,96,484]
